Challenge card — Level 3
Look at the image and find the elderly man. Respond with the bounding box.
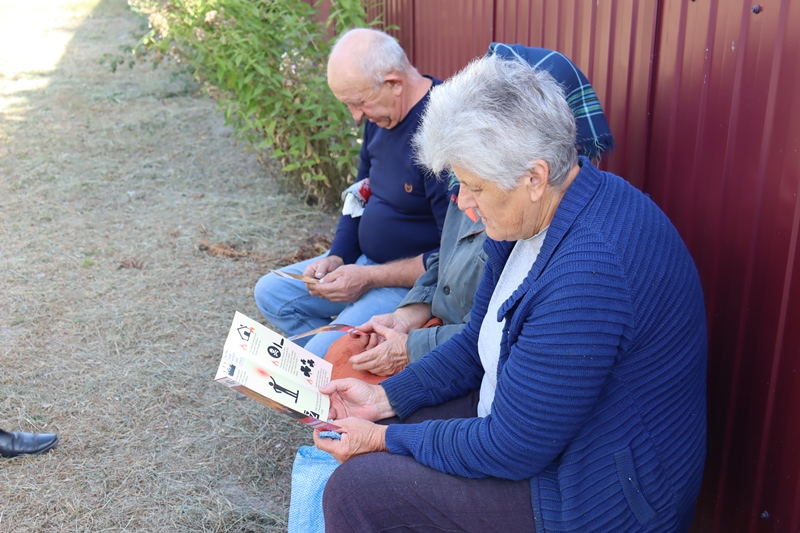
[254,28,449,357]
[0,428,59,458]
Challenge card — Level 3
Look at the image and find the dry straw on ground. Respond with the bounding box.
[0,0,336,530]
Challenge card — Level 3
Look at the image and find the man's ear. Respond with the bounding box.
[384,71,404,95]
[526,160,550,202]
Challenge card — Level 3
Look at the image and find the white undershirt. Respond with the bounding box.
[477,228,548,417]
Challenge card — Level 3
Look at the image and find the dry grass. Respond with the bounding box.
[0,0,337,530]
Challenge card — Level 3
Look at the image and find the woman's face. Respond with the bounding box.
[452,165,544,241]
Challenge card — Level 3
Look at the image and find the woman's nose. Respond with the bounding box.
[457,188,476,211]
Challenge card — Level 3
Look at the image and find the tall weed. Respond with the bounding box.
[130,0,378,207]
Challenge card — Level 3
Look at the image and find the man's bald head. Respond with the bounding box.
[327,28,410,91]
[327,28,428,130]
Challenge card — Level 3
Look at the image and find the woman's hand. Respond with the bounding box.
[313,418,388,463]
[319,378,395,422]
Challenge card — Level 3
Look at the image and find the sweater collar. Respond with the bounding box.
[495,156,604,319]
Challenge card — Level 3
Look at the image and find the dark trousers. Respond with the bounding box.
[322,390,537,532]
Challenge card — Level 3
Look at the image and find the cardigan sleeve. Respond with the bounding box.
[384,243,634,480]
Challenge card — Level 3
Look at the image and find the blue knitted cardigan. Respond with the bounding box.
[382,158,707,532]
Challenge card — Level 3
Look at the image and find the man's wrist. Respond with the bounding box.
[395,303,433,329]
[361,264,378,290]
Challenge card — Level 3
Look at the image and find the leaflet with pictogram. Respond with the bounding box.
[214,311,339,431]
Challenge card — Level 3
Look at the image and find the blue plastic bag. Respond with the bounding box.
[287,446,340,533]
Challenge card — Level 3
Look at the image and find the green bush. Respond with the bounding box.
[129,0,378,208]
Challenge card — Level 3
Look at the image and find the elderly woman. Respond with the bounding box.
[314,55,707,532]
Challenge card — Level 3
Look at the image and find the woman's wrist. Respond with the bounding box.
[372,424,389,452]
[375,386,397,420]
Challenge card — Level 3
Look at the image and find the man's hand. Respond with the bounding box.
[318,378,395,421]
[348,322,410,376]
[313,418,388,463]
[303,255,344,280]
[346,304,433,375]
[359,304,432,334]
[302,255,426,303]
[307,264,374,303]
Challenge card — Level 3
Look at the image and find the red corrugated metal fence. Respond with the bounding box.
[310,1,800,530]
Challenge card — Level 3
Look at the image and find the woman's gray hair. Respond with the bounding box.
[331,28,411,90]
[413,54,577,189]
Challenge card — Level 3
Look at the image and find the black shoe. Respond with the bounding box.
[0,429,60,458]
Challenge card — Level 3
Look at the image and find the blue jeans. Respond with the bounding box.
[254,253,408,357]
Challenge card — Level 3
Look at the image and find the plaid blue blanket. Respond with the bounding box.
[488,43,615,161]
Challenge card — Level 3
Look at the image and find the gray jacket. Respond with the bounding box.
[400,198,487,361]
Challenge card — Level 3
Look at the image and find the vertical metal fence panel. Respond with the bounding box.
[648,1,800,531]
[369,0,415,59]
[370,1,492,80]
[410,0,494,80]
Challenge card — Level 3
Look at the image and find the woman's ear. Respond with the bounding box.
[526,160,550,202]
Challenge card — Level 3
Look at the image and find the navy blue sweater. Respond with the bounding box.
[382,159,707,532]
[328,77,449,265]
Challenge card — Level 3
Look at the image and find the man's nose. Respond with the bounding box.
[347,104,364,123]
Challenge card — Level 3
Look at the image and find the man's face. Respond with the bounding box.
[328,72,402,129]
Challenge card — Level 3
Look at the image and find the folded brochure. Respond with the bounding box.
[288,322,365,341]
[215,311,339,431]
[270,269,319,284]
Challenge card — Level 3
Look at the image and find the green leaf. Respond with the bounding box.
[129,0,372,207]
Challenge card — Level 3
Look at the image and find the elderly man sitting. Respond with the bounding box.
[254,28,449,357]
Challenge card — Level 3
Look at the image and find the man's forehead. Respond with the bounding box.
[328,68,374,103]
[328,51,366,81]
